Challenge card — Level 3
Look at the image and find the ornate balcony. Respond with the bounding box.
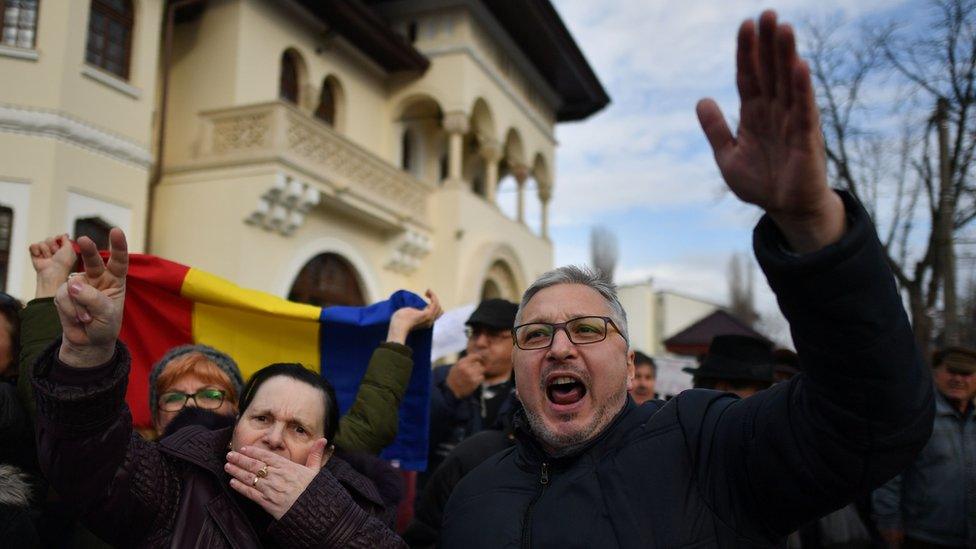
[183,101,434,229]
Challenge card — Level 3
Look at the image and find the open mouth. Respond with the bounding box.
[546,374,587,405]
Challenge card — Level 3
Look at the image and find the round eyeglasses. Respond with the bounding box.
[512,316,625,350]
[158,388,227,412]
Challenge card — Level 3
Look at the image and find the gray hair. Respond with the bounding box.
[515,265,629,343]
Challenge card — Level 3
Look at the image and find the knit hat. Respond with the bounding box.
[148,344,245,417]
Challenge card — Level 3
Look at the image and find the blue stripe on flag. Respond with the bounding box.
[319,290,431,471]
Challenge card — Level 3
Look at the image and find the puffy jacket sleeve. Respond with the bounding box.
[335,342,414,454]
[17,297,62,421]
[678,191,934,542]
[269,459,407,548]
[32,340,180,547]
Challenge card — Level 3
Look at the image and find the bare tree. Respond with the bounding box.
[590,225,619,282]
[728,253,758,326]
[805,0,976,358]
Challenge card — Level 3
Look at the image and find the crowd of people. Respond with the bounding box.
[0,9,972,548]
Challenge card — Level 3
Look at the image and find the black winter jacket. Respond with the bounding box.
[442,193,935,548]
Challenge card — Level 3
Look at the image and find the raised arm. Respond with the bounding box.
[686,10,934,542]
[17,235,76,417]
[31,229,179,545]
[696,11,844,254]
[336,290,442,453]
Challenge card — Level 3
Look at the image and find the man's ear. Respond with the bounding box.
[626,349,636,390]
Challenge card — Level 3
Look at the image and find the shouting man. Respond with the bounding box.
[441,11,933,547]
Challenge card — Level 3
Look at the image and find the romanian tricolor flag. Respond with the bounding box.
[110,253,432,470]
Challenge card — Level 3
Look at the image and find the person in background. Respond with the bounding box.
[872,346,976,548]
[424,298,518,482]
[0,292,41,545]
[684,334,774,399]
[629,350,657,405]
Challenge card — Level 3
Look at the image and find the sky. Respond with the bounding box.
[513,0,928,345]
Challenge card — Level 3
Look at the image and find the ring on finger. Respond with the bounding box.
[256,464,269,478]
[251,475,259,487]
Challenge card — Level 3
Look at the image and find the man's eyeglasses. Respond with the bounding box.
[158,388,227,412]
[464,326,510,341]
[512,316,624,350]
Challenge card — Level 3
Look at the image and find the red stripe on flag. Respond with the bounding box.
[114,254,193,428]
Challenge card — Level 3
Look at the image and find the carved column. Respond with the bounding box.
[443,111,469,187]
[480,138,501,203]
[539,183,552,239]
[513,164,528,223]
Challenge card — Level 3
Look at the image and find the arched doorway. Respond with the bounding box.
[288,253,365,307]
[480,259,520,302]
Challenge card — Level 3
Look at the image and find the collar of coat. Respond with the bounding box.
[511,395,663,471]
[158,425,386,510]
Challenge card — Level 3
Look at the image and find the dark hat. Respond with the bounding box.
[933,346,976,373]
[683,335,774,383]
[772,348,800,376]
[466,298,519,331]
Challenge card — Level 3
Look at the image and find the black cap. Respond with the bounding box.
[466,298,519,331]
[683,334,774,383]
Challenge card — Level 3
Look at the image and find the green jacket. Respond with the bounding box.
[18,297,414,454]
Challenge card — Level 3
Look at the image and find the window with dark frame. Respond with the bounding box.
[74,216,112,251]
[0,206,12,292]
[85,0,134,79]
[279,51,299,104]
[315,80,336,126]
[1,0,40,49]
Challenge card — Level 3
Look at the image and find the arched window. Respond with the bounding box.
[74,216,112,250]
[401,130,413,172]
[279,51,300,104]
[85,0,134,79]
[0,205,12,291]
[315,79,336,126]
[1,0,40,49]
[288,253,365,307]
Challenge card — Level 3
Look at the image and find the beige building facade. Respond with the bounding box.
[618,281,722,356]
[0,0,607,310]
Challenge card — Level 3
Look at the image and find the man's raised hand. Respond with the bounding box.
[55,227,128,368]
[696,10,845,254]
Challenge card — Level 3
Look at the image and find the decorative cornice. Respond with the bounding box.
[0,104,152,168]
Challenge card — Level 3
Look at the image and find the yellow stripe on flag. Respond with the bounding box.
[182,268,322,379]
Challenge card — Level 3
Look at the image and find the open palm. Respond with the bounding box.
[697,11,843,253]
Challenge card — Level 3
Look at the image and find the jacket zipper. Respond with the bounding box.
[521,462,550,548]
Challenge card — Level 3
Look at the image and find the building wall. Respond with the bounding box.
[155,0,555,310]
[0,0,163,299]
[618,283,721,355]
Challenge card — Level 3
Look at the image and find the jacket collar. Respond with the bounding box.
[935,390,976,419]
[159,425,387,510]
[512,395,640,470]
[159,424,234,476]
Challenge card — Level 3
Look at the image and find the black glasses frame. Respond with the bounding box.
[157,388,227,412]
[512,315,624,350]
